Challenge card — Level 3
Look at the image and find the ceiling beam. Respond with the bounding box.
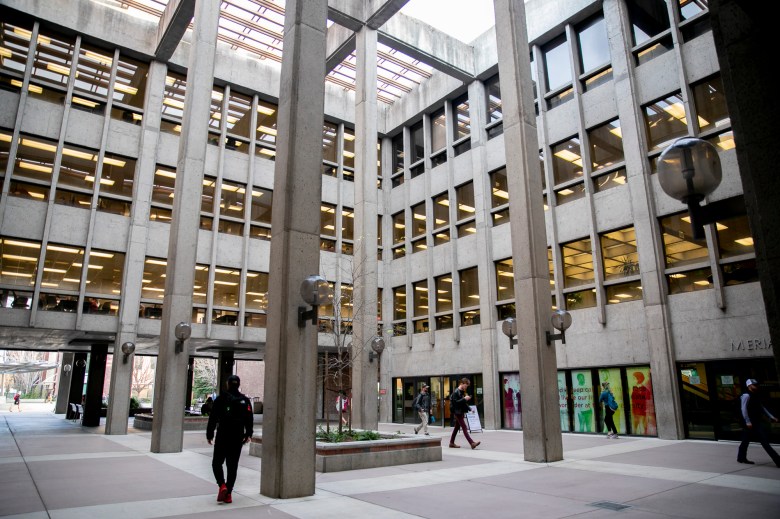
[155,0,196,62]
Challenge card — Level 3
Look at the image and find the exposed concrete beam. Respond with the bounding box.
[326,23,357,73]
[327,0,364,31]
[379,13,476,82]
[155,0,195,62]
[366,0,410,29]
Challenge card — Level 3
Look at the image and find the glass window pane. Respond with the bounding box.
[679,0,708,20]
[343,127,355,169]
[31,28,75,89]
[250,187,272,226]
[393,286,406,320]
[565,289,597,309]
[644,93,688,151]
[74,43,113,100]
[562,238,594,288]
[14,134,57,183]
[716,214,754,259]
[223,90,252,139]
[552,137,583,184]
[321,122,338,163]
[113,54,148,110]
[85,249,124,296]
[692,75,730,133]
[490,167,509,208]
[410,202,426,238]
[456,182,475,220]
[577,15,610,74]
[413,280,428,318]
[659,213,708,268]
[589,120,624,171]
[410,122,424,163]
[543,35,572,92]
[219,179,246,218]
[432,192,449,230]
[496,258,514,301]
[459,267,479,306]
[430,108,446,153]
[99,153,135,198]
[213,266,240,308]
[601,227,640,280]
[208,85,224,132]
[193,264,209,305]
[486,74,502,123]
[605,280,643,304]
[392,134,404,173]
[58,143,98,190]
[320,203,337,238]
[162,72,186,120]
[435,274,453,313]
[42,243,83,292]
[722,258,758,286]
[629,0,671,46]
[342,207,354,242]
[453,94,470,140]
[201,177,216,214]
[0,17,34,79]
[141,257,166,302]
[593,168,627,193]
[668,267,712,294]
[392,211,405,244]
[256,99,278,147]
[0,237,40,288]
[571,370,596,432]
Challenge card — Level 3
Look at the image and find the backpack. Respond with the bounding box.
[412,393,422,411]
[221,392,249,428]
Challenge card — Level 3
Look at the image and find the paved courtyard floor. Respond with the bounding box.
[2,405,779,518]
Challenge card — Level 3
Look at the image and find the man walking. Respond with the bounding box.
[9,392,21,412]
[737,379,780,467]
[413,383,432,435]
[207,375,254,504]
[449,378,480,449]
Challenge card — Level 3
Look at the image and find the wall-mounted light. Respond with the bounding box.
[298,275,333,328]
[501,317,517,349]
[369,336,385,363]
[75,359,87,368]
[546,310,572,346]
[174,322,191,354]
[63,364,72,373]
[121,342,135,364]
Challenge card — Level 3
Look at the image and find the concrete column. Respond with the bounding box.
[710,0,780,379]
[260,0,328,499]
[67,352,88,419]
[55,352,75,414]
[151,0,220,453]
[217,351,235,394]
[106,58,167,434]
[82,345,108,427]
[493,0,562,462]
[351,26,380,431]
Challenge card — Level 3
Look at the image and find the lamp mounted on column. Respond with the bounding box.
[298,275,333,328]
[75,359,87,368]
[63,364,72,373]
[174,322,191,354]
[502,317,517,349]
[546,310,573,346]
[121,342,135,364]
[369,336,385,363]
[657,137,724,240]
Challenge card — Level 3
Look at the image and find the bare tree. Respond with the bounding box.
[131,356,156,400]
[193,358,218,399]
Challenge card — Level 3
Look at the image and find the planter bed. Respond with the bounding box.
[250,433,441,472]
[132,413,209,431]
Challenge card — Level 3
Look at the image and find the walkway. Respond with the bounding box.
[1,407,779,518]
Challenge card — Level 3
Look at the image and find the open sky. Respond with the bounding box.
[400,0,496,43]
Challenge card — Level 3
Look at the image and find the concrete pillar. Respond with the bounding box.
[351,25,380,431]
[82,345,108,427]
[106,59,167,435]
[710,0,780,379]
[55,352,75,414]
[67,352,88,419]
[260,0,328,499]
[217,351,235,394]
[151,0,220,453]
[493,0,562,462]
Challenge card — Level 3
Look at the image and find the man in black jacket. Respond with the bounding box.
[737,379,780,467]
[449,378,480,449]
[207,375,254,503]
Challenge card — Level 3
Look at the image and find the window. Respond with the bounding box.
[320,203,337,252]
[543,35,573,107]
[605,280,643,304]
[391,133,404,188]
[14,134,57,184]
[485,74,503,139]
[660,213,711,294]
[679,0,708,20]
[140,257,166,314]
[410,202,426,253]
[30,28,75,97]
[341,207,354,255]
[343,127,355,179]
[459,267,480,326]
[245,271,269,328]
[628,0,672,65]
[716,214,758,286]
[562,238,594,288]
[409,121,425,177]
[207,86,224,145]
[111,53,148,123]
[495,258,515,319]
[193,264,209,306]
[432,192,450,245]
[212,266,240,309]
[412,280,429,333]
[434,274,453,329]
[161,71,186,134]
[322,122,338,174]
[552,137,585,205]
[73,43,112,114]
[256,99,278,158]
[0,237,40,289]
[456,182,476,237]
[576,14,612,91]
[41,243,83,292]
[85,249,124,297]
[249,187,272,240]
[224,90,252,141]
[99,153,135,200]
[588,119,626,192]
[0,18,34,86]
[430,107,447,154]
[692,75,729,134]
[392,211,405,259]
[601,227,640,281]
[218,179,246,236]
[678,0,711,41]
[393,286,407,336]
[490,167,510,226]
[200,176,215,231]
[377,215,383,260]
[643,93,687,152]
[57,143,98,191]
[452,94,471,156]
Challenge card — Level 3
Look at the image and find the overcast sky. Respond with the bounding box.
[400,0,496,43]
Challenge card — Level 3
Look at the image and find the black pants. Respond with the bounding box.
[604,409,618,435]
[738,423,780,466]
[212,436,244,491]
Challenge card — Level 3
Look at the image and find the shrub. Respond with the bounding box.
[129,397,140,410]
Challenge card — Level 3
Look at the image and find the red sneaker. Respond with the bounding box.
[224,493,233,504]
[217,484,228,502]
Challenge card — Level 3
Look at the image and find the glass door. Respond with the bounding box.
[679,362,716,440]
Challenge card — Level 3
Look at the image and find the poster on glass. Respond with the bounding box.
[501,373,522,430]
[598,367,626,434]
[628,366,656,436]
[572,370,595,432]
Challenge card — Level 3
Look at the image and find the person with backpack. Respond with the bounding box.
[598,382,619,439]
[737,379,780,467]
[413,384,432,435]
[207,375,254,504]
[449,378,480,449]
[10,392,21,412]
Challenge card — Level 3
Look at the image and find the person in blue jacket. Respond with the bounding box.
[599,382,619,439]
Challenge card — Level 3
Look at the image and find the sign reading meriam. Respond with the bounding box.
[730,338,773,352]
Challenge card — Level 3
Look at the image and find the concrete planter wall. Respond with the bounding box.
[250,433,442,472]
[132,413,209,431]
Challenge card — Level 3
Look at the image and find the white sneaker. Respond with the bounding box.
[606,433,614,439]
[612,434,619,439]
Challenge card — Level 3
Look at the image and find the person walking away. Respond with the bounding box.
[10,392,21,412]
[413,384,432,435]
[449,378,480,449]
[737,379,780,467]
[207,375,254,504]
[336,390,350,426]
[599,382,619,439]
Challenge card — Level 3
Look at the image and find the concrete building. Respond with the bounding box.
[0,0,775,455]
